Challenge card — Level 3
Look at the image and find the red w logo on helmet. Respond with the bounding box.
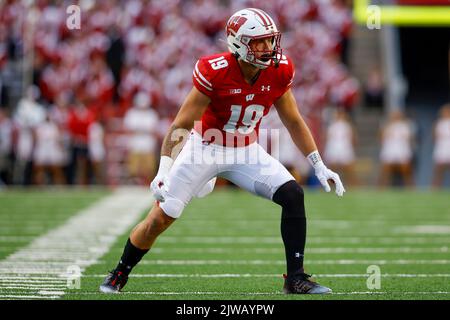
[226,16,247,35]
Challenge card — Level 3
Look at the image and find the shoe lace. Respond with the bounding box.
[109,270,125,287]
[284,272,318,293]
[283,272,314,280]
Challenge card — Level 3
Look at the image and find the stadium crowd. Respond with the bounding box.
[0,0,358,186]
[1,0,447,188]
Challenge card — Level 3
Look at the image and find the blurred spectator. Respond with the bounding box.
[0,109,13,186]
[19,0,358,117]
[364,65,385,108]
[13,86,46,185]
[0,76,9,109]
[105,27,126,102]
[379,110,415,187]
[324,109,357,186]
[67,101,96,185]
[33,113,66,185]
[432,103,450,188]
[317,0,353,65]
[0,0,359,186]
[88,120,106,185]
[123,92,159,185]
[84,53,115,108]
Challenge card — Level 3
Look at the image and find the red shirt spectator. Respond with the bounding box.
[67,103,96,146]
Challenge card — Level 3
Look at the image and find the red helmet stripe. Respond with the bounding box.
[248,8,270,27]
[256,8,274,27]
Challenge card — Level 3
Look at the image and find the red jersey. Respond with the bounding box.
[192,52,294,147]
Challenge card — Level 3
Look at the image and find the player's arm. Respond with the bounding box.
[160,86,210,158]
[151,86,210,201]
[274,89,345,196]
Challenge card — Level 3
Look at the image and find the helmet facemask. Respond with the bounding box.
[240,32,282,69]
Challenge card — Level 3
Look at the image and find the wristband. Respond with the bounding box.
[306,150,324,169]
[157,156,174,176]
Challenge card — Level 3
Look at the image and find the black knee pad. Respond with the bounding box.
[273,180,305,218]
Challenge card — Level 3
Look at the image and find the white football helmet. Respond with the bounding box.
[226,8,282,69]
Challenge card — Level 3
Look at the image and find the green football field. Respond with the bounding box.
[0,187,449,300]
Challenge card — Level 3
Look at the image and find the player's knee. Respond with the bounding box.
[273,180,305,216]
[159,197,185,219]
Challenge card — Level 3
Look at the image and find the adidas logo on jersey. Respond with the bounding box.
[246,94,254,101]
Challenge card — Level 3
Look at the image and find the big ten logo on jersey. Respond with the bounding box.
[208,56,228,70]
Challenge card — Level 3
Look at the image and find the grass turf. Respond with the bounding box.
[67,188,450,300]
[0,188,109,260]
[0,187,449,300]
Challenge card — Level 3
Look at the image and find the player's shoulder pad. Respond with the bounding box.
[276,53,295,88]
[193,52,231,92]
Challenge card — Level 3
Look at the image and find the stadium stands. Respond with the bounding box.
[0,0,358,186]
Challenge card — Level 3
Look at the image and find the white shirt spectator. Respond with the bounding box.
[433,118,450,164]
[33,119,65,166]
[88,122,106,162]
[123,93,159,154]
[380,119,414,164]
[14,97,46,128]
[324,118,355,165]
[0,113,12,156]
[14,93,46,161]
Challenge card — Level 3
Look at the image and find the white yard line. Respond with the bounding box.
[3,236,450,244]
[0,187,150,299]
[0,294,62,299]
[395,225,450,234]
[61,291,450,296]
[104,259,450,265]
[103,247,450,254]
[1,246,448,254]
[0,236,37,242]
[82,273,450,278]
[155,236,450,244]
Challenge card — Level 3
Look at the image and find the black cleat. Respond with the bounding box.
[99,270,128,293]
[283,272,332,294]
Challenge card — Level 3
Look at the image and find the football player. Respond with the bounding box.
[100,8,345,294]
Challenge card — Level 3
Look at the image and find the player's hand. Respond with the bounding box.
[307,150,345,197]
[150,156,174,202]
[314,162,345,197]
[150,175,168,202]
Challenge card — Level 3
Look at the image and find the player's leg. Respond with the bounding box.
[432,163,444,188]
[221,148,305,275]
[433,163,450,188]
[100,132,218,293]
[379,163,392,188]
[220,144,330,294]
[130,205,175,249]
[33,164,45,185]
[98,204,176,294]
[50,165,66,184]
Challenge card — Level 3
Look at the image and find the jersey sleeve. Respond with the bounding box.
[276,55,296,99]
[192,58,215,97]
[283,55,295,90]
